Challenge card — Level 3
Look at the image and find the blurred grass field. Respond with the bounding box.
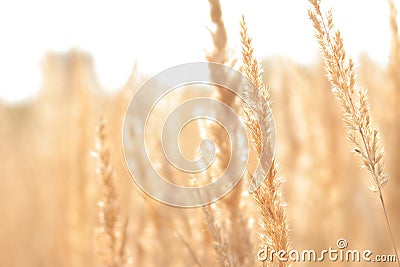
[1,1,400,266]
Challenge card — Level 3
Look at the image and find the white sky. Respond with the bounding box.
[0,0,396,102]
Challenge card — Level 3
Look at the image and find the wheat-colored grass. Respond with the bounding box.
[241,15,290,267]
[308,0,399,263]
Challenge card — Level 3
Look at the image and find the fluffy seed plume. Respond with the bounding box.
[240,15,290,267]
[308,0,389,193]
[240,16,274,162]
[308,0,399,263]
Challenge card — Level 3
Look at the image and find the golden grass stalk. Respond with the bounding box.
[240,16,272,161]
[240,15,290,267]
[93,119,129,267]
[308,0,388,201]
[308,0,399,262]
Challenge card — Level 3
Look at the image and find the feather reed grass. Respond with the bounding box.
[308,0,399,263]
[240,15,290,267]
[93,119,130,267]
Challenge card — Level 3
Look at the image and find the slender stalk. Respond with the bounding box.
[360,127,399,263]
[380,192,399,264]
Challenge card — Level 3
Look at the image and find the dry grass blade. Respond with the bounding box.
[308,0,399,263]
[240,15,290,267]
[93,119,130,267]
